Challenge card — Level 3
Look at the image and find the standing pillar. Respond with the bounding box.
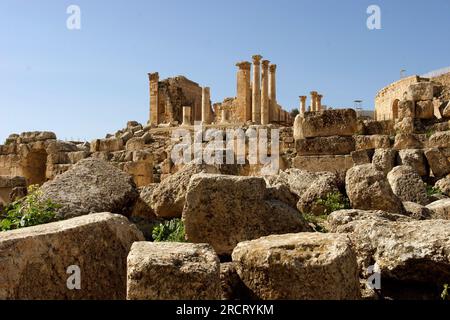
[261,60,270,125]
[148,72,159,125]
[201,87,211,124]
[269,64,277,122]
[251,54,262,124]
[317,94,323,112]
[221,109,228,124]
[300,96,307,114]
[236,61,252,122]
[182,106,191,126]
[310,91,317,112]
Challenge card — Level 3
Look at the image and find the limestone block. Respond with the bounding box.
[0,213,144,299]
[394,133,428,150]
[424,148,450,178]
[126,242,221,300]
[426,199,450,220]
[397,149,428,177]
[398,100,415,120]
[415,100,434,119]
[293,155,353,173]
[354,135,391,150]
[296,136,355,156]
[345,164,404,214]
[125,137,145,152]
[428,131,450,148]
[123,160,153,187]
[67,151,90,164]
[90,138,124,153]
[300,109,357,138]
[351,149,373,165]
[407,82,434,101]
[183,174,311,255]
[232,233,361,300]
[372,148,396,174]
[387,166,428,205]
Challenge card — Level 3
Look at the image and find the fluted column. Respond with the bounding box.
[269,64,277,123]
[261,60,270,125]
[252,54,262,124]
[310,91,317,112]
[201,87,211,124]
[236,61,252,123]
[300,96,307,114]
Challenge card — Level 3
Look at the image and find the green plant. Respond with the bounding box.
[426,185,442,197]
[290,109,299,118]
[315,192,351,215]
[425,129,435,138]
[0,185,59,231]
[152,218,186,242]
[303,213,328,233]
[441,284,449,300]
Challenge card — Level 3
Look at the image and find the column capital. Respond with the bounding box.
[310,91,318,96]
[252,54,263,64]
[202,86,210,93]
[148,72,159,81]
[317,94,323,99]
[261,60,270,68]
[269,64,277,72]
[300,95,307,101]
[236,61,251,70]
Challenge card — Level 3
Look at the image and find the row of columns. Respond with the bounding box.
[236,54,279,125]
[299,92,324,114]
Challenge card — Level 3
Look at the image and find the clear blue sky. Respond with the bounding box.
[1,0,450,142]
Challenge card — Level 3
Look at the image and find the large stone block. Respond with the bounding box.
[387,166,428,205]
[293,155,353,173]
[40,158,138,219]
[407,82,434,101]
[415,100,434,119]
[345,164,404,214]
[424,148,450,178]
[398,100,415,120]
[123,160,153,188]
[182,174,310,255]
[372,148,396,174]
[426,199,450,220]
[0,213,144,299]
[126,242,221,300]
[232,233,361,300]
[354,135,391,150]
[90,138,124,153]
[393,133,428,150]
[296,136,355,156]
[299,109,357,138]
[397,149,428,177]
[429,131,450,148]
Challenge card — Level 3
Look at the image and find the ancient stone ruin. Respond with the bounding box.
[1,61,450,301]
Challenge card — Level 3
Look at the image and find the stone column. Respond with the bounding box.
[269,64,277,122]
[221,109,228,124]
[252,54,262,124]
[300,96,307,114]
[310,91,317,112]
[148,72,159,125]
[201,87,211,124]
[261,60,270,125]
[236,61,252,123]
[317,94,323,112]
[182,106,191,126]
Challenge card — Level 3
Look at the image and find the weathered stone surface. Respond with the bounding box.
[125,137,145,151]
[426,199,450,219]
[150,163,219,218]
[67,151,90,164]
[415,100,434,119]
[345,164,404,214]
[435,175,450,196]
[372,148,396,174]
[126,242,221,300]
[402,201,433,220]
[387,166,428,205]
[331,213,450,296]
[131,183,158,219]
[268,169,342,215]
[429,131,450,148]
[394,117,414,134]
[183,174,310,255]
[0,213,144,299]
[354,135,391,150]
[351,149,373,165]
[393,133,428,150]
[293,114,304,140]
[296,136,355,156]
[397,149,428,176]
[407,82,434,101]
[40,158,138,219]
[232,233,361,300]
[293,155,353,173]
[443,101,450,118]
[398,100,415,120]
[90,138,124,153]
[300,109,357,138]
[424,148,450,178]
[0,175,26,188]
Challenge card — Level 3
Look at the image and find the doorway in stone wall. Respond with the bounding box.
[392,99,399,120]
[20,149,48,186]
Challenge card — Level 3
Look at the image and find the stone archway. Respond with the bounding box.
[392,99,400,120]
